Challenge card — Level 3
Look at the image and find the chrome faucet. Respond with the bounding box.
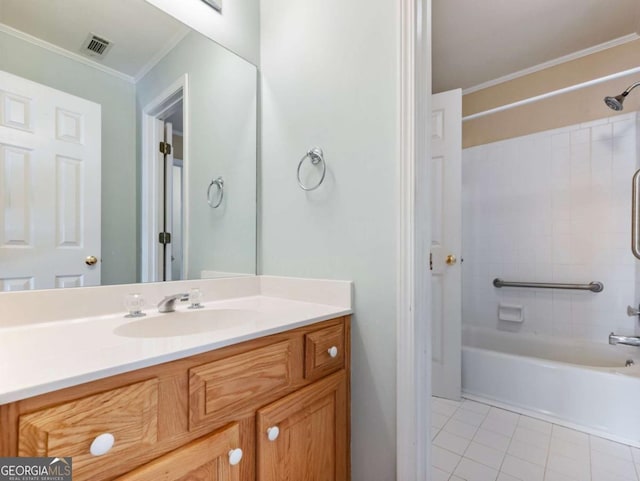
[609,332,640,347]
[157,293,189,313]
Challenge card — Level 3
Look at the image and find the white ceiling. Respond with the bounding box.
[0,0,190,79]
[2,1,638,92]
[433,0,640,93]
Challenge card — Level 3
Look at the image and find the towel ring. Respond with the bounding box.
[207,176,224,208]
[297,147,326,191]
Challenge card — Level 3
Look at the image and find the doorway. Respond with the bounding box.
[165,101,185,281]
[141,75,189,283]
[159,100,184,281]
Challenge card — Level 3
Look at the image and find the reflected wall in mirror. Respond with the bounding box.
[0,0,257,291]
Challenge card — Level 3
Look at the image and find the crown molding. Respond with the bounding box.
[0,22,135,84]
[463,33,640,95]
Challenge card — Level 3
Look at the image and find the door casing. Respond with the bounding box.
[140,74,189,283]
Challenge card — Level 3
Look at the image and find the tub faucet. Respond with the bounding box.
[609,332,640,347]
[158,293,189,313]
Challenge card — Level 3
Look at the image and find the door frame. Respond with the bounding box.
[397,0,431,480]
[141,74,189,282]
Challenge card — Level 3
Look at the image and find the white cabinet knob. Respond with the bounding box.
[90,433,115,456]
[327,346,338,358]
[267,426,280,441]
[228,448,243,466]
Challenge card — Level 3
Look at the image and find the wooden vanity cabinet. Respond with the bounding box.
[257,371,348,481]
[0,316,350,481]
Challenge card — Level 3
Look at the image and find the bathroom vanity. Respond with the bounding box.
[0,277,352,481]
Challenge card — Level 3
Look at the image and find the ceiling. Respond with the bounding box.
[433,0,640,93]
[0,0,190,79]
[2,0,638,92]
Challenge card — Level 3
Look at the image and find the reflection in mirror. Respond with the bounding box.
[0,0,257,291]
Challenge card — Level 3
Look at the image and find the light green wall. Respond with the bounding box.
[136,31,257,278]
[0,30,137,285]
[260,0,399,479]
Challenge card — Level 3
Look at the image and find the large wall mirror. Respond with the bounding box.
[0,0,257,291]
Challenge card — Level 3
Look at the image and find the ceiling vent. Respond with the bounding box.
[80,33,113,59]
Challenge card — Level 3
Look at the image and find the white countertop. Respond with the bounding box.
[0,276,352,404]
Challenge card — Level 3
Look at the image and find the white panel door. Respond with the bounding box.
[431,89,462,400]
[0,70,101,290]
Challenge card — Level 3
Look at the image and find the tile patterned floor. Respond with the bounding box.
[431,397,640,481]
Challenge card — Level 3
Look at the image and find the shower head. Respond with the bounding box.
[604,94,626,111]
[604,80,640,111]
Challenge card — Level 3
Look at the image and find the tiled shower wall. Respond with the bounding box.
[462,112,640,342]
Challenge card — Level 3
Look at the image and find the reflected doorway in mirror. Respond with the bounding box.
[141,75,188,283]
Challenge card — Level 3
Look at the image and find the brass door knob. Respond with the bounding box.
[85,256,98,266]
[445,254,457,266]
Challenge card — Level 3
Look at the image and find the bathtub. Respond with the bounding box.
[462,326,640,445]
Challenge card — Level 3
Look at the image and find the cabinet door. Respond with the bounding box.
[19,379,159,481]
[114,423,242,481]
[257,371,348,481]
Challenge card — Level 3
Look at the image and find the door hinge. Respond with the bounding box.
[158,232,172,244]
[429,252,433,271]
[159,141,172,155]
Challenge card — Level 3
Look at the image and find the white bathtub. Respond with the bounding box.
[462,326,640,445]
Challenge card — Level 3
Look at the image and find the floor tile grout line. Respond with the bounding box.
[432,401,465,477]
[445,403,467,480]
[441,400,510,479]
[589,434,640,481]
[496,418,519,481]
[468,405,520,480]
[440,400,524,481]
[505,430,551,474]
[541,423,553,481]
[589,436,637,464]
[459,406,508,474]
[433,396,640,481]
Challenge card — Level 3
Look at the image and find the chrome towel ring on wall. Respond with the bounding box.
[297,147,326,191]
[207,176,224,208]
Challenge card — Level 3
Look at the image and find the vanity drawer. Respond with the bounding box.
[304,322,345,380]
[18,378,159,481]
[189,339,301,430]
[114,423,242,481]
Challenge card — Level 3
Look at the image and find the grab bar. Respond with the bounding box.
[632,169,640,259]
[493,278,604,293]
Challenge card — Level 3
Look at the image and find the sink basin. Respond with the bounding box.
[114,309,260,338]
